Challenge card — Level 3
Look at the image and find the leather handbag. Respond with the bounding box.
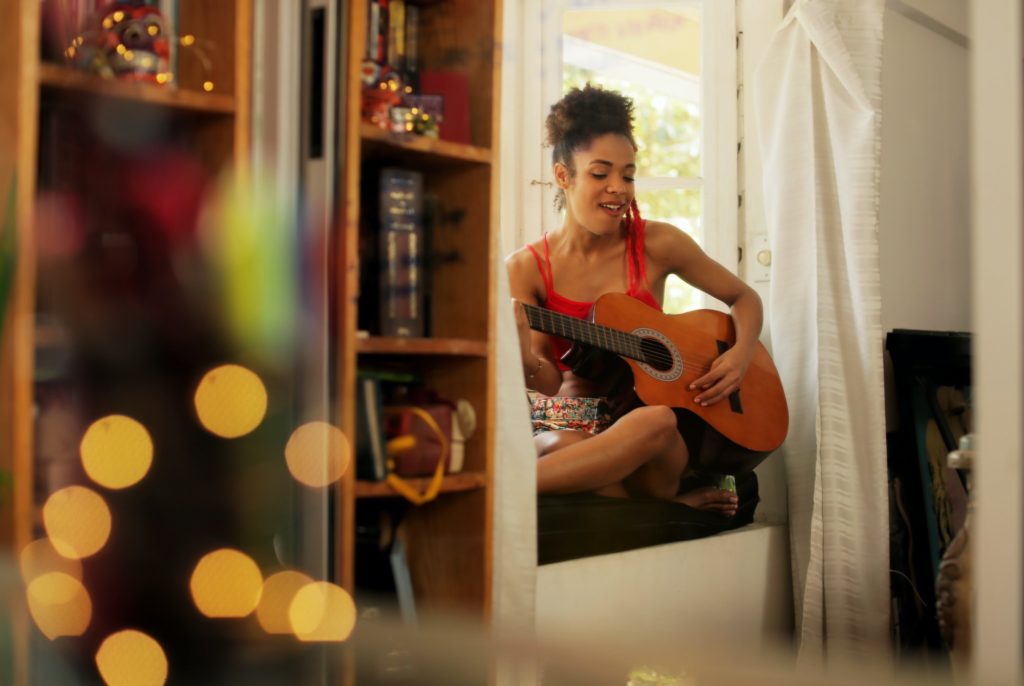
[383,405,451,505]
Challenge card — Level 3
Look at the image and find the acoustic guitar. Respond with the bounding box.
[524,293,789,453]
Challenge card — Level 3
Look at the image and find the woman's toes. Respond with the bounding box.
[675,486,740,515]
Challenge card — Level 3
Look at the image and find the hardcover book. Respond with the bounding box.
[355,374,388,481]
[378,168,425,337]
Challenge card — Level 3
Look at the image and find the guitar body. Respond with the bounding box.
[584,293,789,453]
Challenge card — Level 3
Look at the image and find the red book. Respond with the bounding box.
[419,70,470,144]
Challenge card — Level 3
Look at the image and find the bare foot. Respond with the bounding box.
[674,486,739,516]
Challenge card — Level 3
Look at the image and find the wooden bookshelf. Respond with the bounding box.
[338,0,501,625]
[354,471,487,499]
[360,122,492,164]
[38,62,236,113]
[357,336,488,356]
[0,2,251,683]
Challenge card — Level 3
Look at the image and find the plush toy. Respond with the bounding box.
[72,1,171,83]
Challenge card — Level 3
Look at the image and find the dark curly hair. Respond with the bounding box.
[546,84,637,211]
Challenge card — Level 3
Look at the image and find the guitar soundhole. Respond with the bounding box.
[632,327,682,381]
[640,338,674,372]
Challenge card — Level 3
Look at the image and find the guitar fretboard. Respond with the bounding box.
[523,303,649,363]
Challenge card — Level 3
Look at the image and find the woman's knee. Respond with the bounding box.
[534,429,591,457]
[622,405,678,447]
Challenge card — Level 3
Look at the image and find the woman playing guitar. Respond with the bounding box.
[506,84,766,515]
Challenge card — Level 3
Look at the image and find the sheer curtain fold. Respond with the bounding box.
[753,0,890,660]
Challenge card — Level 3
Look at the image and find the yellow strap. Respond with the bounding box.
[385,406,449,506]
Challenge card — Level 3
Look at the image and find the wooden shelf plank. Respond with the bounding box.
[38,63,235,114]
[355,471,487,499]
[356,336,488,356]
[360,122,491,164]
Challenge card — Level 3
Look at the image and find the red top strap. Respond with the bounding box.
[524,212,660,372]
[526,235,554,298]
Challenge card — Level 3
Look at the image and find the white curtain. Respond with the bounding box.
[752,0,890,661]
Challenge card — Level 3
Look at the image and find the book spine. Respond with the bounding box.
[356,376,387,481]
[377,0,389,65]
[158,0,178,84]
[388,0,405,73]
[368,1,380,62]
[378,168,425,338]
[405,5,419,89]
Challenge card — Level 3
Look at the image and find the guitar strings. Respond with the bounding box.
[525,305,722,375]
[525,306,720,371]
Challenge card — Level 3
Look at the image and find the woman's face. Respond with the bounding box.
[557,133,636,236]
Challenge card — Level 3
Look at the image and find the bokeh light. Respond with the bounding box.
[189,548,263,618]
[95,630,169,686]
[193,364,268,438]
[289,582,357,642]
[284,422,351,487]
[42,486,112,559]
[26,572,92,639]
[80,415,154,489]
[19,538,83,584]
[256,570,314,634]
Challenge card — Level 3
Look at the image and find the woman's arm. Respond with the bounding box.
[647,223,764,406]
[505,249,563,396]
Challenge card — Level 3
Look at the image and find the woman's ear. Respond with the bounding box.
[553,162,571,190]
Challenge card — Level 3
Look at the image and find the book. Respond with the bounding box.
[356,375,388,481]
[389,525,417,626]
[387,0,406,73]
[378,168,425,337]
[419,70,470,144]
[367,1,380,61]
[405,4,419,90]
[157,0,179,84]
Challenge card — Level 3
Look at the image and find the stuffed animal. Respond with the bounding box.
[72,1,171,83]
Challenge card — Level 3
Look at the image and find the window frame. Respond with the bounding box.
[506,0,738,292]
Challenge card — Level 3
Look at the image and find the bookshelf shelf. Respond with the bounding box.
[356,336,488,356]
[38,62,236,114]
[340,0,498,632]
[360,122,491,165]
[354,471,487,499]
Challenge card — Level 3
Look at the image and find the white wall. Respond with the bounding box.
[879,4,970,333]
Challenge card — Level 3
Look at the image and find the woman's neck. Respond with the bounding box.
[558,216,626,257]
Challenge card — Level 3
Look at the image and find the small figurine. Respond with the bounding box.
[70,1,171,84]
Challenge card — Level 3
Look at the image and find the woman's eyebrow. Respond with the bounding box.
[588,159,637,169]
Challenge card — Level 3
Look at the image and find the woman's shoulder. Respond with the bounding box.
[505,240,543,269]
[505,240,548,295]
[642,219,699,252]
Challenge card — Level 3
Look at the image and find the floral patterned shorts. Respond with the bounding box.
[529,393,613,437]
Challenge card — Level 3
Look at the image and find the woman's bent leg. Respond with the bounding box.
[535,405,686,499]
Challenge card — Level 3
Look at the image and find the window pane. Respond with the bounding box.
[636,188,702,314]
[562,8,702,180]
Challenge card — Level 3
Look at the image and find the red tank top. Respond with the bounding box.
[526,219,661,371]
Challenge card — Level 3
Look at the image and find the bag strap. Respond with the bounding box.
[385,407,449,505]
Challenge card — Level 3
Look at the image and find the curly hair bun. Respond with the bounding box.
[545,83,636,152]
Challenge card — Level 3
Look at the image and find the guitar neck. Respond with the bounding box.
[523,303,645,362]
